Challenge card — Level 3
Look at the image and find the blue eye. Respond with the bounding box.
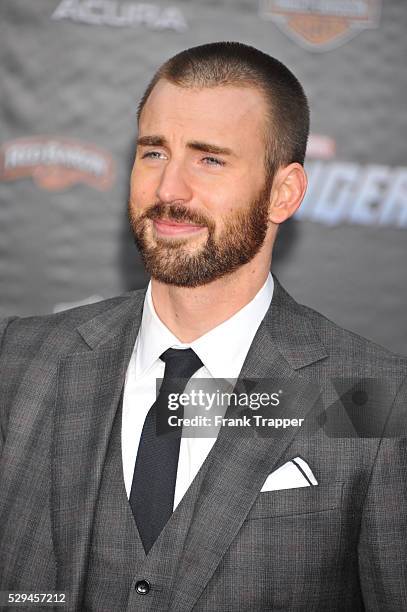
[203,156,225,166]
[141,151,164,159]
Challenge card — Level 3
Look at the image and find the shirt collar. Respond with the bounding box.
[135,273,274,379]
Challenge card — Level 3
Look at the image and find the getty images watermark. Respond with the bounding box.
[154,378,312,438]
[165,386,304,430]
[154,377,406,439]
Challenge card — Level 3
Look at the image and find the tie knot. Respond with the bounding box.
[160,348,203,380]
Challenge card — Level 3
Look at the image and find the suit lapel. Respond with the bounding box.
[52,291,145,607]
[169,277,328,612]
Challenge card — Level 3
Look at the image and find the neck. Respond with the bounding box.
[150,257,271,343]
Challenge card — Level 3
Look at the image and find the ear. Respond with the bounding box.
[268,163,307,224]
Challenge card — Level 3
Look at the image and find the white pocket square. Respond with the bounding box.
[260,457,318,492]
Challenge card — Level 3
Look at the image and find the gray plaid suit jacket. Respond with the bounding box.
[0,276,406,611]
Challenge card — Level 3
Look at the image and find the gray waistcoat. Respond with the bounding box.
[83,399,208,612]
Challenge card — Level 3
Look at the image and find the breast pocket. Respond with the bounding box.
[217,482,346,610]
[245,481,344,520]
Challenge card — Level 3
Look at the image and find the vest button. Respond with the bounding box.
[135,580,150,595]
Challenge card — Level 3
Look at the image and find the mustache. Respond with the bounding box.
[143,202,215,229]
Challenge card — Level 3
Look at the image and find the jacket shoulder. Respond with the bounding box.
[300,301,407,372]
[0,289,146,353]
[272,277,406,371]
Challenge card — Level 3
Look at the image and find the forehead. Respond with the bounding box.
[139,79,267,147]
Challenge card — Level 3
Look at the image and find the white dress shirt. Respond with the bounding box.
[122,273,274,510]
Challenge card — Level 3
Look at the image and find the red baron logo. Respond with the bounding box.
[259,0,381,51]
[0,137,115,191]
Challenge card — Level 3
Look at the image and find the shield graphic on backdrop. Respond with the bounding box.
[259,0,382,52]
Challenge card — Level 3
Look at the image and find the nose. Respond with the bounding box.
[156,159,193,204]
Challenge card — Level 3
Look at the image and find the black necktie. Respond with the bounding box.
[129,347,203,554]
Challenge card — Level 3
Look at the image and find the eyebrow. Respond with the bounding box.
[137,135,235,157]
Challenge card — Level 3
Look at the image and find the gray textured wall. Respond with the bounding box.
[1,0,406,354]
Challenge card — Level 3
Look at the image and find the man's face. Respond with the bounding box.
[129,79,273,287]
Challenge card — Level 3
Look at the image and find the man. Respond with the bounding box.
[0,42,406,611]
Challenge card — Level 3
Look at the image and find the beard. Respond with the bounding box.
[128,181,271,288]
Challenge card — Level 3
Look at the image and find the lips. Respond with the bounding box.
[153,218,205,236]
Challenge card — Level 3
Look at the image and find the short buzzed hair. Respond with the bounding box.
[137,41,310,184]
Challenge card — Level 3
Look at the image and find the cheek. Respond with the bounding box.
[201,185,238,212]
[130,168,155,209]
[205,188,249,219]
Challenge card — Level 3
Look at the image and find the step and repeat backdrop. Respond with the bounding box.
[1,0,406,354]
